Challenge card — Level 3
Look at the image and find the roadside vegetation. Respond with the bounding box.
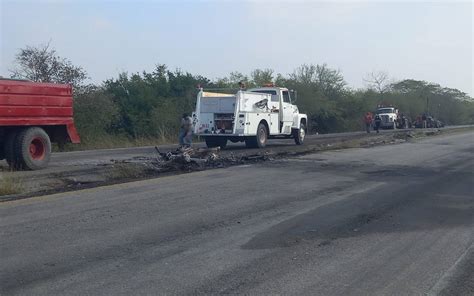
[8,43,474,150]
[0,174,23,196]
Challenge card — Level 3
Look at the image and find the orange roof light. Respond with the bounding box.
[262,83,274,87]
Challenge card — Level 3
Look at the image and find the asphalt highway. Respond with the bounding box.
[46,130,374,167]
[1,131,473,295]
[4,128,425,168]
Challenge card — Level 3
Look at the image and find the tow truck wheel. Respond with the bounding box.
[294,124,306,145]
[245,123,267,148]
[14,127,51,170]
[255,123,268,148]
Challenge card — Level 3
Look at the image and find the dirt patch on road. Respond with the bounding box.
[0,127,470,202]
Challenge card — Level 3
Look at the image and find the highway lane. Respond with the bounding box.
[46,130,374,167]
[0,128,418,169]
[0,127,428,198]
[36,126,474,167]
[0,126,469,171]
[1,131,472,295]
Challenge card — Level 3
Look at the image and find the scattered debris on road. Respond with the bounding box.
[155,146,220,164]
[111,146,272,175]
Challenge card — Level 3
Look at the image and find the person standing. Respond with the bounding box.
[416,114,422,128]
[374,114,382,133]
[422,113,427,128]
[364,112,373,133]
[179,113,193,147]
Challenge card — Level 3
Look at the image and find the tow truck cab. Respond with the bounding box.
[248,87,301,135]
[376,106,399,129]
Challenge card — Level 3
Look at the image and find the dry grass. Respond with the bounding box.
[0,173,23,196]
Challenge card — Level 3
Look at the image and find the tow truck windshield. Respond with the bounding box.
[250,90,278,101]
[377,108,395,114]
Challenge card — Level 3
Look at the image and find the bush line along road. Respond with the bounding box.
[0,127,473,295]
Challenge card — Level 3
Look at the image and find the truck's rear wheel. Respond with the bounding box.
[257,123,268,148]
[246,123,268,148]
[14,127,51,170]
[294,124,306,145]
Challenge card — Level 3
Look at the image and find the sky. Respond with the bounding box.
[0,0,473,95]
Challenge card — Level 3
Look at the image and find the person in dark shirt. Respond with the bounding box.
[422,113,427,128]
[374,114,382,133]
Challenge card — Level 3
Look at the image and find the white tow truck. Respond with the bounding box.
[193,86,307,149]
[375,106,400,129]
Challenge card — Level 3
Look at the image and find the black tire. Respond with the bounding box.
[245,123,268,148]
[4,131,19,169]
[14,127,51,170]
[294,124,306,145]
[255,123,268,148]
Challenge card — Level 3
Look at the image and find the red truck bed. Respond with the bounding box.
[0,80,80,143]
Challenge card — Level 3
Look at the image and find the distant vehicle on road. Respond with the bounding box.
[375,105,410,129]
[413,115,444,128]
[0,79,80,170]
[193,85,307,149]
[375,106,399,129]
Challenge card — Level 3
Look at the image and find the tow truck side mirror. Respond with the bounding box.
[290,90,297,103]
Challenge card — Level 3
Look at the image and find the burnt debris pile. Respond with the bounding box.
[112,146,272,174]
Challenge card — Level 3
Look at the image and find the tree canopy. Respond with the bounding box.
[8,44,474,146]
[10,43,87,88]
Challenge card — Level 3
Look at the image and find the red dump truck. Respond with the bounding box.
[0,79,80,170]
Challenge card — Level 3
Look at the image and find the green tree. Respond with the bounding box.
[251,69,274,86]
[74,85,119,141]
[10,42,87,88]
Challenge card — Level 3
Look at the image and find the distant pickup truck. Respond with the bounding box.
[193,86,307,148]
[0,79,80,170]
